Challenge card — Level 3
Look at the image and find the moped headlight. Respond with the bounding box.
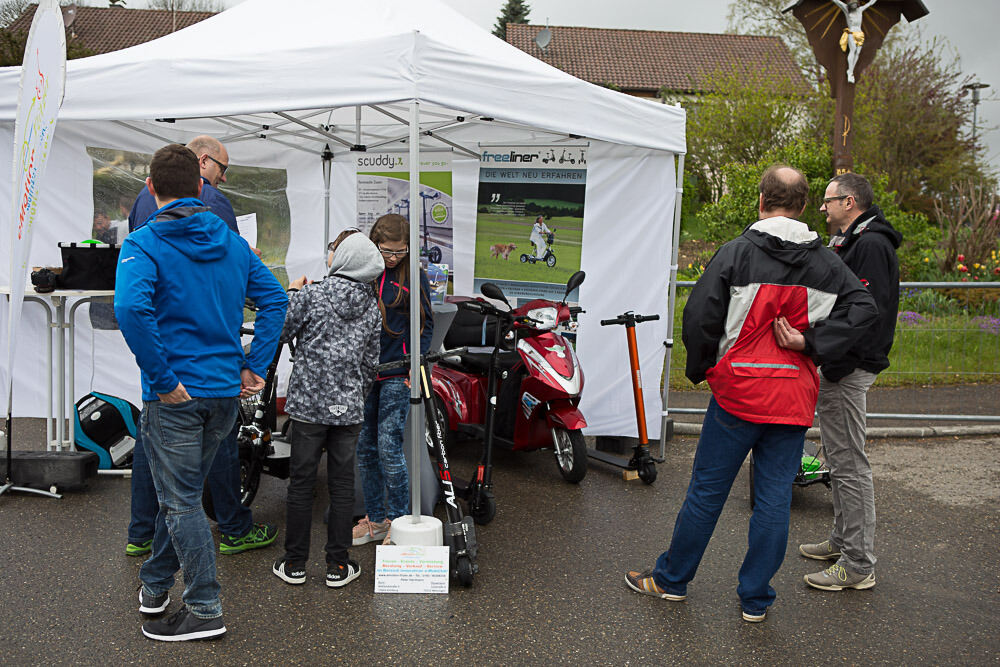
[526,307,558,330]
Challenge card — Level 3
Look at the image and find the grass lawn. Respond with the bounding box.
[664,292,1000,390]
[474,214,582,284]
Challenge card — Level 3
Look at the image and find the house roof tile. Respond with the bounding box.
[507,23,805,95]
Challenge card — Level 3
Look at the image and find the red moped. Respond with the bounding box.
[430,272,588,518]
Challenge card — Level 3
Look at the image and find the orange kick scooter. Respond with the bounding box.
[598,311,660,484]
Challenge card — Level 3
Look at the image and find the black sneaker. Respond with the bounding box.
[126,539,153,557]
[141,607,226,642]
[272,558,306,585]
[326,560,361,588]
[219,522,278,555]
[137,585,170,615]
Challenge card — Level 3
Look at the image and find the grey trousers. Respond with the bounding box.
[818,368,878,575]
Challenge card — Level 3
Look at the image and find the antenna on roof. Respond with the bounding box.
[534,20,552,55]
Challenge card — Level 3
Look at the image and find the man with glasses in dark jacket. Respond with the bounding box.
[797,173,902,592]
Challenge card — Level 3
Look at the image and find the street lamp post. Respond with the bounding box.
[963,81,990,145]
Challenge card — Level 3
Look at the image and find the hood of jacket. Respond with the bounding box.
[328,232,385,283]
[315,275,378,322]
[743,216,823,267]
[145,198,232,262]
[836,205,903,252]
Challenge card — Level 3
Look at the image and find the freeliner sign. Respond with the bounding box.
[4,0,66,405]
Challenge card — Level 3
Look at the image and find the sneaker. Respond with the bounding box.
[624,570,686,601]
[326,560,361,588]
[219,523,278,555]
[126,539,153,557]
[799,540,842,561]
[741,609,767,623]
[141,607,226,642]
[804,563,876,591]
[352,516,390,546]
[272,558,306,585]
[137,586,170,616]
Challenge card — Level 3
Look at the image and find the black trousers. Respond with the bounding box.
[283,419,362,567]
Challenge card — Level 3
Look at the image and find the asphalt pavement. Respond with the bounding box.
[0,386,998,665]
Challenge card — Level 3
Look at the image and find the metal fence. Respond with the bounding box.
[667,281,1000,423]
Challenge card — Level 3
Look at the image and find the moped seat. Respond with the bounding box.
[441,348,519,374]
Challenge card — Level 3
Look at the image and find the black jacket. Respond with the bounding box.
[821,205,902,382]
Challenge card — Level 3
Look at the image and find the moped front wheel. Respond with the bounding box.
[545,253,557,268]
[553,428,587,483]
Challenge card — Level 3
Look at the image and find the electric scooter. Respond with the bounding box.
[432,272,589,510]
[418,190,444,264]
[376,348,479,586]
[520,230,558,267]
[597,312,660,484]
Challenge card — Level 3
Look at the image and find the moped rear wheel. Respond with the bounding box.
[553,428,587,483]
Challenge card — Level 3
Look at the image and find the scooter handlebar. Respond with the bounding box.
[374,347,468,373]
[600,313,660,326]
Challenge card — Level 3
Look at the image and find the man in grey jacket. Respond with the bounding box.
[271,231,384,588]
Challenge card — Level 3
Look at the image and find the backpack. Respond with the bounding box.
[74,392,140,469]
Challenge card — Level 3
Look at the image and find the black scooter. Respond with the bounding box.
[376,348,479,587]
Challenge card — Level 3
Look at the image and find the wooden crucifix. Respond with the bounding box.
[783,0,928,174]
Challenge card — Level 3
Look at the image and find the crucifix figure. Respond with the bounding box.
[830,0,877,83]
[784,0,928,174]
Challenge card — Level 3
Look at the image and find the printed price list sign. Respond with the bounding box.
[374,545,450,594]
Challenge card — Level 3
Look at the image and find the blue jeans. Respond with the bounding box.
[356,378,411,523]
[139,397,238,619]
[652,397,805,615]
[129,423,252,542]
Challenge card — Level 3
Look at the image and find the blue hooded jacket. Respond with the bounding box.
[114,198,287,401]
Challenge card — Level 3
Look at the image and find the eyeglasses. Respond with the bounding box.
[205,154,228,176]
[378,246,409,258]
[822,195,850,204]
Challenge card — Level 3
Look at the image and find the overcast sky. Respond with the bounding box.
[129,0,999,171]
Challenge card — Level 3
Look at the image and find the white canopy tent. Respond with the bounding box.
[0,0,686,441]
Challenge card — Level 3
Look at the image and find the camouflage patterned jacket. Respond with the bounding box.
[281,271,382,426]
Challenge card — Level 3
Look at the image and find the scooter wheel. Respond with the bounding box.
[553,428,587,483]
[470,490,496,525]
[456,556,475,587]
[638,460,657,485]
[429,246,442,264]
[545,254,557,268]
[520,254,529,263]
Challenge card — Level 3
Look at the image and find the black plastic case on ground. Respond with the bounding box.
[0,451,99,490]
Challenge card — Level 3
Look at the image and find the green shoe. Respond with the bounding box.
[219,522,277,555]
[126,539,153,557]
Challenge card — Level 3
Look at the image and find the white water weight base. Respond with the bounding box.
[390,515,443,546]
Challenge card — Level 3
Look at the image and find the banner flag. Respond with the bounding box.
[4,0,66,411]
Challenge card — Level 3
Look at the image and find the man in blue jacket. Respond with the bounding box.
[125,135,274,560]
[115,143,287,641]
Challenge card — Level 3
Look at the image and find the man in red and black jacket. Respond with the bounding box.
[626,165,877,622]
[798,173,901,592]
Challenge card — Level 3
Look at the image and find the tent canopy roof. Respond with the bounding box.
[0,0,685,154]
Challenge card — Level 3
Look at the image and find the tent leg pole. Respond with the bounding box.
[660,153,684,460]
[407,100,423,522]
[322,145,333,249]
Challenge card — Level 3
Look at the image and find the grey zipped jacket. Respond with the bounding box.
[281,234,384,425]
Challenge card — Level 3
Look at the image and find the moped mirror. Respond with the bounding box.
[563,271,586,301]
[481,282,510,309]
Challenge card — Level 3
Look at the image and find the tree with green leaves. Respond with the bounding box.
[0,27,93,66]
[661,63,807,204]
[492,0,530,42]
